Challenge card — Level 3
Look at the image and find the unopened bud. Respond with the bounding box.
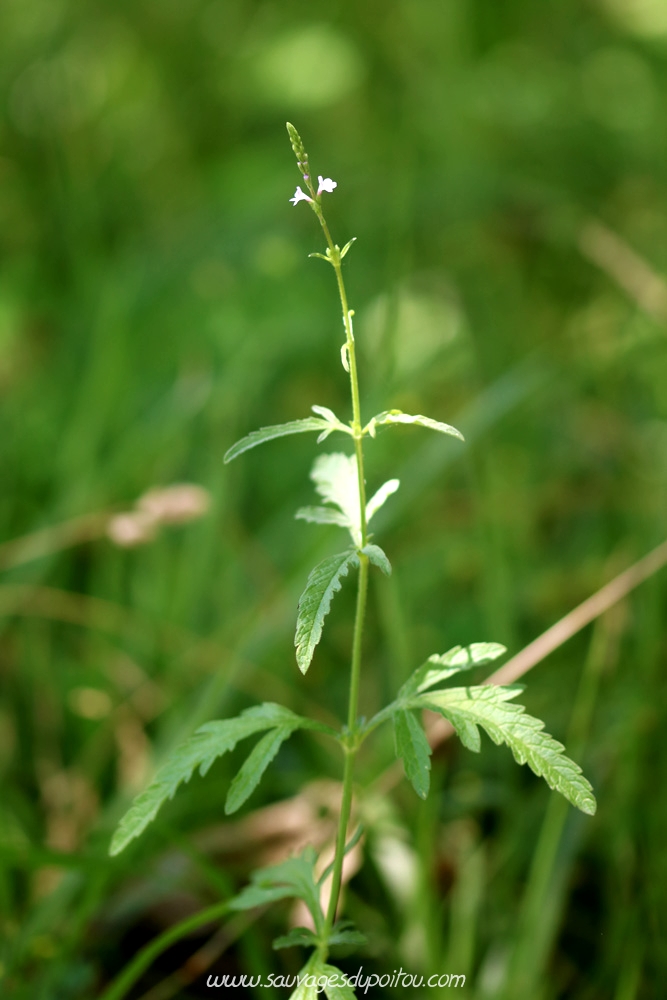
[286,122,310,178]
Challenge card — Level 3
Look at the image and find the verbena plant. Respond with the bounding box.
[109,125,596,997]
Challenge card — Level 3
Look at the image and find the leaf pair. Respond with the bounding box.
[382,643,596,814]
[223,403,464,467]
[110,705,335,856]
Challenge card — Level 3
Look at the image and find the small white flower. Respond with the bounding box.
[290,186,313,206]
[317,176,337,195]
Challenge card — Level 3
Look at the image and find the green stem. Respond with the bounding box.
[311,201,370,959]
[99,900,231,1000]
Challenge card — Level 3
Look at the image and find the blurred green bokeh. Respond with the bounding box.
[1,1,666,997]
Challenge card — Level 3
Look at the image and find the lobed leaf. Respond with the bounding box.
[393,708,432,799]
[400,642,507,698]
[295,550,359,673]
[362,543,392,576]
[364,409,464,442]
[110,704,310,855]
[225,725,296,815]
[419,685,597,815]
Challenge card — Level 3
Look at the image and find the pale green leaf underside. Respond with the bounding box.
[295,550,359,673]
[362,543,392,576]
[401,642,507,698]
[110,704,309,855]
[311,453,362,546]
[301,453,399,547]
[420,685,597,815]
[224,408,351,463]
[365,409,464,442]
[366,478,400,521]
[295,506,351,529]
[393,708,431,799]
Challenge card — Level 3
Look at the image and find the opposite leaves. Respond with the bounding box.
[110,704,333,855]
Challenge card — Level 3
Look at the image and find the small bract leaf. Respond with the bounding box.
[295,550,359,673]
[365,409,464,442]
[393,708,431,799]
[340,237,357,259]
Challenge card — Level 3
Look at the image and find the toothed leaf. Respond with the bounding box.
[400,642,507,698]
[419,685,597,815]
[295,550,359,673]
[110,704,302,855]
[225,725,296,815]
[224,418,331,463]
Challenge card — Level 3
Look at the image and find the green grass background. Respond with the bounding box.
[1,0,666,996]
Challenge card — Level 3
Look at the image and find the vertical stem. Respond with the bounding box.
[311,204,369,958]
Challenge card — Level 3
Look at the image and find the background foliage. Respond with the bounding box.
[1,0,666,996]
